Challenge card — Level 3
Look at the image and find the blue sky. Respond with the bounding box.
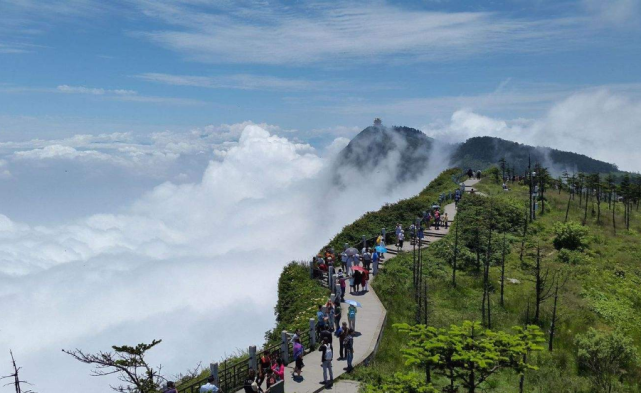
[1,0,640,143]
[1,2,641,391]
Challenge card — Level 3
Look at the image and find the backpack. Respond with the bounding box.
[325,346,333,361]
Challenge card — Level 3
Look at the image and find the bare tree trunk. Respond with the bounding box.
[500,232,506,307]
[452,222,459,287]
[549,283,559,351]
[565,190,572,223]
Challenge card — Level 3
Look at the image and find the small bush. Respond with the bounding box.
[553,221,589,251]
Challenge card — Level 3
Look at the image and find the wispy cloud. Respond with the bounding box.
[136,72,349,92]
[1,83,207,106]
[132,1,589,65]
[57,84,137,95]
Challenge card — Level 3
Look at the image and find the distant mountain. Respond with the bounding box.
[334,125,433,183]
[450,136,618,175]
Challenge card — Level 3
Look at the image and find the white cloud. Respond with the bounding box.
[582,0,641,28]
[422,88,641,172]
[133,1,588,65]
[136,72,344,92]
[0,124,447,392]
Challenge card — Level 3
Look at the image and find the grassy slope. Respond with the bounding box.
[352,175,641,392]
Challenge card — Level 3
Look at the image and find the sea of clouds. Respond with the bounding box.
[0,124,448,392]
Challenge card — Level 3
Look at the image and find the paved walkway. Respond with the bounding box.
[246,178,480,393]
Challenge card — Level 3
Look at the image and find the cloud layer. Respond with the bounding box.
[423,88,641,172]
[0,124,446,392]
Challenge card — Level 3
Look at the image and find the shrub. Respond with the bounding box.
[575,328,639,392]
[553,221,589,251]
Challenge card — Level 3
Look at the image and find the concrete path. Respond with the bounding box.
[250,178,482,393]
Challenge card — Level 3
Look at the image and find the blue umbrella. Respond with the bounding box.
[345,300,362,308]
[375,245,387,253]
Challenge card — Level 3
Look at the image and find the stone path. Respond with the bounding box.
[242,178,480,393]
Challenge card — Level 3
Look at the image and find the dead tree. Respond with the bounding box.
[63,340,164,393]
[2,351,35,393]
[527,245,556,325]
[452,221,459,287]
[500,232,507,307]
[548,275,568,352]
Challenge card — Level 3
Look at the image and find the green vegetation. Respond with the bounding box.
[267,261,329,342]
[325,168,460,251]
[349,168,641,392]
[395,321,544,393]
[451,136,619,174]
[575,328,639,392]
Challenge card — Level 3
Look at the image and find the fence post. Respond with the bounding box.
[309,318,316,346]
[328,266,335,292]
[249,345,257,373]
[281,331,289,364]
[210,362,219,386]
[335,279,342,300]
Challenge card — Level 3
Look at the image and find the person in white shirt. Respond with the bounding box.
[200,376,220,393]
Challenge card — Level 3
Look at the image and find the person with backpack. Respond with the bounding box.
[348,304,357,332]
[319,338,334,388]
[362,248,372,271]
[292,338,304,380]
[256,352,272,389]
[344,329,354,372]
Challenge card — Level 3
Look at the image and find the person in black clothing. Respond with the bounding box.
[256,352,271,388]
[353,270,362,293]
[243,369,262,393]
[320,325,333,348]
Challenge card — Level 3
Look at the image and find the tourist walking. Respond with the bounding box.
[398,230,405,249]
[334,299,342,331]
[200,376,220,392]
[337,322,348,360]
[327,301,336,332]
[395,223,402,242]
[348,304,357,332]
[292,338,304,379]
[362,248,372,271]
[353,270,362,293]
[434,210,441,230]
[319,338,334,388]
[338,273,346,301]
[349,274,355,294]
[372,250,379,275]
[340,251,347,272]
[443,212,449,229]
[362,268,369,292]
[344,329,354,372]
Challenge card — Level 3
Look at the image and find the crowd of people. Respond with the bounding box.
[162,180,469,393]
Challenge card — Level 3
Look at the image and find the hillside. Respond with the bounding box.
[333,125,434,185]
[451,136,619,174]
[351,171,641,392]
